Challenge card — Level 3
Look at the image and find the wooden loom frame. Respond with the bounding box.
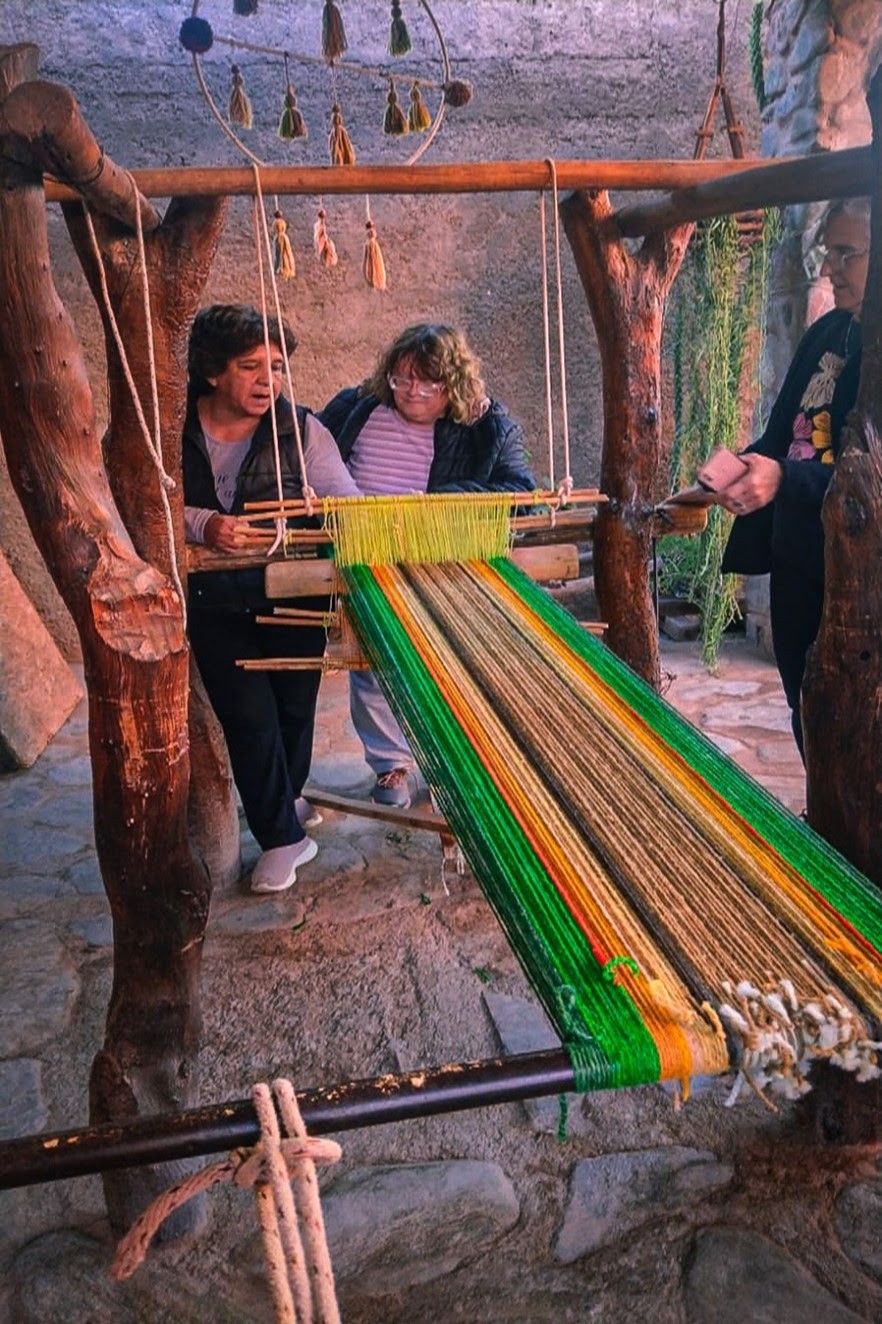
[2,40,880,1212]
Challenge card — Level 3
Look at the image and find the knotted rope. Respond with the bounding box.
[111,1078,341,1324]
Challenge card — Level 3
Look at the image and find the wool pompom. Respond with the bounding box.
[322,1,347,63]
[363,219,387,291]
[233,0,259,14]
[279,84,307,140]
[383,79,408,136]
[442,79,473,109]
[313,208,338,268]
[328,102,356,165]
[407,81,432,132]
[229,64,253,129]
[389,0,412,56]
[179,16,214,54]
[272,209,296,280]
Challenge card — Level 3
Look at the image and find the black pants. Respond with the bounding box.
[189,605,327,850]
[769,559,824,763]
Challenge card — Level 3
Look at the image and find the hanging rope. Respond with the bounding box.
[538,189,556,490]
[544,159,573,503]
[80,194,188,627]
[251,164,317,552]
[110,1078,342,1323]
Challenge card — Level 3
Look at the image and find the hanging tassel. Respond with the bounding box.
[233,0,259,13]
[322,1,347,63]
[389,0,412,56]
[407,80,432,132]
[313,207,338,268]
[272,209,296,280]
[279,83,307,139]
[383,78,408,136]
[229,64,253,129]
[363,218,387,291]
[328,102,356,165]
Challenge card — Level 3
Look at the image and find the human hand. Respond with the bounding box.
[203,513,270,554]
[714,453,783,515]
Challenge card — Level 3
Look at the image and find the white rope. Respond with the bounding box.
[80,198,188,626]
[545,158,573,500]
[538,190,556,489]
[251,165,316,551]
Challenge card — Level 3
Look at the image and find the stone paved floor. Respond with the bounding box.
[0,633,804,1145]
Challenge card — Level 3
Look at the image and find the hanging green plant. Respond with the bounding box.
[661,208,779,669]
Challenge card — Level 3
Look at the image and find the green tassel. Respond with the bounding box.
[322,0,347,63]
[228,64,253,129]
[407,80,432,133]
[383,78,408,136]
[278,84,307,140]
[389,0,412,56]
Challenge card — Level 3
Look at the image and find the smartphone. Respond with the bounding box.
[697,448,749,494]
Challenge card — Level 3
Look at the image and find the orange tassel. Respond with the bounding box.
[363,218,387,291]
[328,102,356,165]
[408,81,432,132]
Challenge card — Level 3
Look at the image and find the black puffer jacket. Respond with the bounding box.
[183,393,315,611]
[722,309,861,583]
[318,389,536,493]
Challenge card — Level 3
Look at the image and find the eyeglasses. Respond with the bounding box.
[387,375,445,399]
[817,245,868,268]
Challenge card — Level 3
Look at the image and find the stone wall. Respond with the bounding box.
[0,0,760,657]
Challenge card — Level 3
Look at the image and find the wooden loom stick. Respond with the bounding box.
[39,150,866,204]
[241,487,605,515]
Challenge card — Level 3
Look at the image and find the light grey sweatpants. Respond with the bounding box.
[349,668,415,775]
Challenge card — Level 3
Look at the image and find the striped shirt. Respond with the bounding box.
[347,404,435,495]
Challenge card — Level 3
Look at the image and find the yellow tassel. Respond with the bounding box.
[272,209,296,280]
[408,81,432,133]
[328,102,356,166]
[363,218,387,291]
[313,207,338,267]
[229,64,253,129]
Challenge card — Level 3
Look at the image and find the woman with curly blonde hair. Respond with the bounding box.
[319,321,535,806]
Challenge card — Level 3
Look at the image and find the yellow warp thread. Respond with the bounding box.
[323,493,515,568]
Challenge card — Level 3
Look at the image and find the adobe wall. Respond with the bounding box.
[0,0,760,657]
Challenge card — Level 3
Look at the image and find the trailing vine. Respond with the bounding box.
[662,209,779,669]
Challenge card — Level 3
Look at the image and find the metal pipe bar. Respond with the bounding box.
[0,1049,576,1190]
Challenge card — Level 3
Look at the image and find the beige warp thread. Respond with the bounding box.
[111,1079,342,1324]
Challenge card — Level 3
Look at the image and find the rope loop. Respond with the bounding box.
[601,954,640,985]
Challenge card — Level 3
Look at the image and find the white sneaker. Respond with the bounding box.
[251,837,319,894]
[295,797,323,829]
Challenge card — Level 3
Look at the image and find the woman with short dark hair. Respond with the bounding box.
[184,304,359,893]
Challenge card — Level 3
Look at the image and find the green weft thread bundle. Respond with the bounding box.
[494,558,882,951]
[342,562,662,1091]
[325,493,515,568]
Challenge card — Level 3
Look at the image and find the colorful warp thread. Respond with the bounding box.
[326,498,882,1095]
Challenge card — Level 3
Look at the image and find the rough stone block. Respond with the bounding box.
[0,553,82,770]
[661,613,701,642]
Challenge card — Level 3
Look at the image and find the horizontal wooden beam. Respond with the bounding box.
[614,145,872,236]
[42,155,809,203]
[261,542,581,599]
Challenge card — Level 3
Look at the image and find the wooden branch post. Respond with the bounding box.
[0,46,220,1234]
[802,67,882,887]
[561,190,693,684]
